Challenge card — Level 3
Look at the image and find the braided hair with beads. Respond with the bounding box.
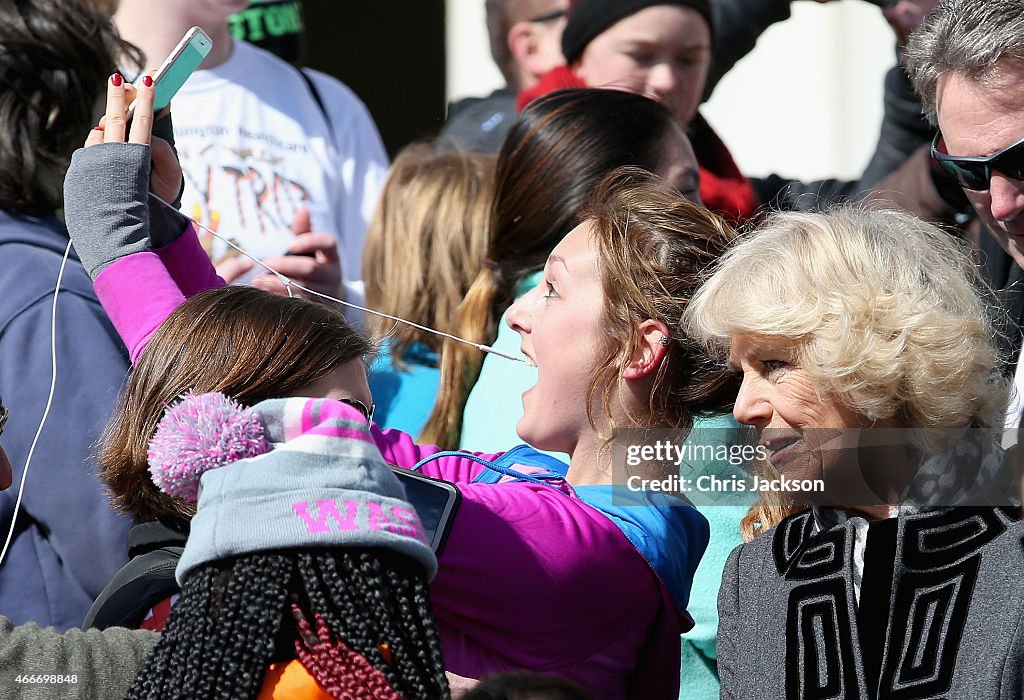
[126,548,449,699]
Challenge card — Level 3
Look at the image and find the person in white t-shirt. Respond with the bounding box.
[114,0,389,310]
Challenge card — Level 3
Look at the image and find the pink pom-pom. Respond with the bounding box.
[147,392,270,501]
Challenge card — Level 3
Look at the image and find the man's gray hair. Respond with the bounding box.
[905,0,1024,125]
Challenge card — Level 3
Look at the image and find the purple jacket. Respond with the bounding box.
[92,228,707,699]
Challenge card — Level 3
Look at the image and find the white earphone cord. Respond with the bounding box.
[0,240,72,569]
[149,193,528,364]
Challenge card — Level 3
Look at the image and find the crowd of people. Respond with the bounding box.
[1,0,1023,698]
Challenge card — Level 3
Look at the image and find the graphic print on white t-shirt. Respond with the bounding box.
[169,40,389,296]
[176,121,331,265]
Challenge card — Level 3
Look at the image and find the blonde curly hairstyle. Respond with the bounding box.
[686,206,1008,449]
[685,207,1010,539]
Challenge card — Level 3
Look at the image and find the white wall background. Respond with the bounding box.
[445,0,897,182]
[446,0,504,101]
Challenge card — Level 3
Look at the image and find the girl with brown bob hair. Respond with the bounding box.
[85,286,373,633]
[100,286,372,529]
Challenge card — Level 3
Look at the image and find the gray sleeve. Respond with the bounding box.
[151,113,176,163]
[1001,586,1024,699]
[63,135,190,280]
[149,110,186,214]
[0,616,157,699]
[63,143,153,279]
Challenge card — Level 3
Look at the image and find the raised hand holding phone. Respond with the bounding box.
[83,25,205,187]
[85,72,182,207]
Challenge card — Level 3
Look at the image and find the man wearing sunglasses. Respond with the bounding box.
[907,0,1024,267]
[441,0,568,153]
[906,0,1024,442]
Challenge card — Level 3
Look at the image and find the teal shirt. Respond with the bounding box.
[679,438,748,700]
[368,341,440,437]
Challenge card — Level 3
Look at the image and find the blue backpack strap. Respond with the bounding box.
[410,445,567,491]
[470,444,568,484]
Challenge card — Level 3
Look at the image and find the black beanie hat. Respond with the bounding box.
[561,0,715,64]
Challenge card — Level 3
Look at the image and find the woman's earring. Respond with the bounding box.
[659,336,670,346]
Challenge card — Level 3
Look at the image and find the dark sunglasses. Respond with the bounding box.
[339,397,375,425]
[931,131,1024,192]
[528,8,566,23]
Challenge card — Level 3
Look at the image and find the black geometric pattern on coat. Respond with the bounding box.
[785,578,863,700]
[879,556,979,698]
[773,510,818,576]
[774,508,1021,700]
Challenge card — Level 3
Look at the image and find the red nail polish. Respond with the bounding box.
[110,72,122,87]
[142,75,153,87]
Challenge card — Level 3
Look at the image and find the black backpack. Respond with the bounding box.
[84,521,186,630]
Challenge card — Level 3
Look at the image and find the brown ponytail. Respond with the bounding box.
[418,89,683,448]
[420,270,500,447]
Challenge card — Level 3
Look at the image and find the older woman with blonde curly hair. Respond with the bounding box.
[684,206,1024,699]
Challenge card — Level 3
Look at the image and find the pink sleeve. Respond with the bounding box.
[430,480,662,666]
[368,426,653,649]
[156,225,226,298]
[92,228,225,365]
[93,252,187,364]
[372,427,668,682]
[370,426,502,484]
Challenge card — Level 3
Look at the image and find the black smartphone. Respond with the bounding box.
[390,467,461,555]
